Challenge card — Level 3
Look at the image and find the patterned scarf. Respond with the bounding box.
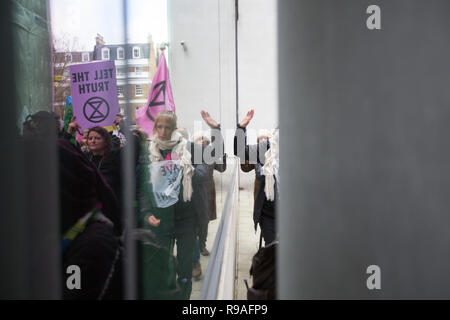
[149,131,194,201]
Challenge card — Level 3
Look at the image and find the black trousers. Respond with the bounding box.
[158,227,196,300]
[259,214,276,246]
[197,221,209,250]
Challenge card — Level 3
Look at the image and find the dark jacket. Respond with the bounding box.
[234,126,277,230]
[63,219,122,300]
[176,162,210,232]
[58,138,122,299]
[240,161,261,202]
[207,156,227,221]
[175,132,225,230]
[139,142,217,235]
[139,129,225,233]
[86,149,122,204]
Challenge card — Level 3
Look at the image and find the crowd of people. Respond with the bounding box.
[21,108,278,300]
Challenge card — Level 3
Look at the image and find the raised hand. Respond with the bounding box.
[239,109,254,128]
[67,116,80,134]
[201,110,220,129]
[148,215,161,227]
[113,113,125,127]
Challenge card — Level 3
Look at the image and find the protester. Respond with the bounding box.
[79,129,89,153]
[191,130,227,280]
[240,130,273,201]
[234,110,279,246]
[175,127,190,141]
[139,109,223,299]
[66,114,140,233]
[22,110,61,138]
[22,110,123,299]
[59,137,123,299]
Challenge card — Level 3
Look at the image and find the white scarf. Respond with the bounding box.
[149,131,194,201]
[262,129,279,201]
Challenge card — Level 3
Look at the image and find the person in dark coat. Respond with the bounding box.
[21,111,123,299]
[234,109,279,246]
[191,130,227,268]
[139,110,224,299]
[65,116,140,234]
[190,131,227,279]
[240,131,272,201]
[58,137,123,300]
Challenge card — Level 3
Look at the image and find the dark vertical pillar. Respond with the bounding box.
[279,0,450,299]
[0,0,27,299]
[0,0,60,299]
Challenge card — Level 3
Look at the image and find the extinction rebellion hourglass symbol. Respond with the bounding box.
[146,80,166,122]
[83,96,110,123]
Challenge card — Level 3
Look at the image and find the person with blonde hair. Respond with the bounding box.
[139,109,223,299]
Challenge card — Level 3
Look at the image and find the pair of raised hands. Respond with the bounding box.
[146,109,254,228]
[201,109,255,128]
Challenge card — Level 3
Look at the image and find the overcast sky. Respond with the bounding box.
[50,0,168,51]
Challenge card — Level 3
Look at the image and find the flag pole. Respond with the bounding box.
[121,0,137,300]
[235,0,239,126]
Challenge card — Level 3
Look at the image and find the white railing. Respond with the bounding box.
[200,156,239,300]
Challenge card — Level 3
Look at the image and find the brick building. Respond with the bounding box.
[53,33,157,122]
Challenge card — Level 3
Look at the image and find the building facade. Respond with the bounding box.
[53,34,157,122]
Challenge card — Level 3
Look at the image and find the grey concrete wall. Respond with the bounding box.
[279,0,450,299]
[168,0,235,141]
[1,0,60,299]
[237,0,278,132]
[168,0,278,191]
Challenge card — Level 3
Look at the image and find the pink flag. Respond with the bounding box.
[136,51,175,137]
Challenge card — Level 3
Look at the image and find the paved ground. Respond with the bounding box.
[190,176,260,300]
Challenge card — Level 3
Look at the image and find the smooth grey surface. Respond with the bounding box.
[279,0,450,299]
[1,1,60,299]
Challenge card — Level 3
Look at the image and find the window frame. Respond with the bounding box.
[132,46,141,59]
[117,86,124,97]
[101,48,110,60]
[117,47,125,60]
[117,67,125,76]
[82,52,90,62]
[135,84,143,96]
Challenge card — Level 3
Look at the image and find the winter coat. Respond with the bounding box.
[58,138,122,299]
[207,157,227,221]
[234,126,278,231]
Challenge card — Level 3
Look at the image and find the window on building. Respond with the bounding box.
[135,84,143,96]
[135,67,143,75]
[133,47,141,59]
[65,53,72,63]
[82,52,90,62]
[117,47,124,60]
[102,48,110,60]
[117,67,125,75]
[117,86,124,97]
